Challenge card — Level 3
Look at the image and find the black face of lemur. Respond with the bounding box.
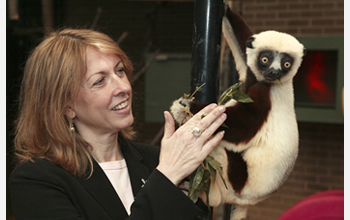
[257,50,294,81]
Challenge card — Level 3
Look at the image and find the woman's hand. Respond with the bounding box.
[157,104,226,186]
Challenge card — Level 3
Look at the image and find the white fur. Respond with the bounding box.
[270,54,283,70]
[222,16,247,83]
[246,31,304,84]
[170,30,303,220]
[208,83,298,206]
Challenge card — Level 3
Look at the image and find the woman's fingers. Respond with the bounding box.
[189,103,218,124]
[199,110,226,139]
[201,130,225,157]
[183,104,226,143]
[196,106,226,133]
[194,108,226,159]
[163,111,175,139]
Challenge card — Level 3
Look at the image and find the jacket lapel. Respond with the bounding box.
[120,139,151,197]
[76,159,129,220]
[76,139,152,220]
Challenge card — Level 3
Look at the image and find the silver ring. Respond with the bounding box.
[192,127,202,137]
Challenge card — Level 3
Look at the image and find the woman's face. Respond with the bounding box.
[71,46,134,138]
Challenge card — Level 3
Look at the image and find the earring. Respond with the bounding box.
[70,123,75,132]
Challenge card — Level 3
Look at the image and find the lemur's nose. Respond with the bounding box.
[269,69,282,79]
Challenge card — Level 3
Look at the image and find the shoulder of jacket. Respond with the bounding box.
[10,158,70,182]
[129,141,159,155]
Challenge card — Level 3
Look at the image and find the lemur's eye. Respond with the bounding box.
[284,62,291,68]
[261,57,269,64]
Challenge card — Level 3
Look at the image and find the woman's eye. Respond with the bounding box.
[115,67,125,75]
[93,78,104,86]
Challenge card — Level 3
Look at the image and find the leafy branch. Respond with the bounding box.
[218,82,253,105]
[188,155,227,210]
[180,83,206,126]
[181,82,253,209]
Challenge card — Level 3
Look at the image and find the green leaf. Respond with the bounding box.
[188,189,199,203]
[196,169,212,210]
[218,82,254,105]
[206,156,228,190]
[187,155,229,208]
[206,160,217,183]
[232,90,254,103]
[218,82,242,105]
[188,166,204,199]
[217,167,228,189]
[197,169,211,191]
[206,155,222,170]
[204,158,216,182]
[221,122,229,129]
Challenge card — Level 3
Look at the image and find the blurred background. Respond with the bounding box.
[6,0,344,219]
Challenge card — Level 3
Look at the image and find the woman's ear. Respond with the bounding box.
[65,106,76,119]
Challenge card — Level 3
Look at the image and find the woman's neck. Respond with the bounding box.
[84,133,124,163]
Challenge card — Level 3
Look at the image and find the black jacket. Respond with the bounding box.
[9,141,210,220]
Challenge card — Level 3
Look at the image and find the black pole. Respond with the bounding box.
[190,0,224,104]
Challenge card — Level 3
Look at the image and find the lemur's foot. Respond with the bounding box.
[170,97,192,125]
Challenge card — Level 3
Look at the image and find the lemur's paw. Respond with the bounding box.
[170,97,192,125]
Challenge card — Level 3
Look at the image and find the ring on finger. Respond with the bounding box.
[192,127,202,137]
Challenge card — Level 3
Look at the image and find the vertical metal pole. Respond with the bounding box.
[191,0,224,104]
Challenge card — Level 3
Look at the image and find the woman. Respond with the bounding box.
[9,28,226,220]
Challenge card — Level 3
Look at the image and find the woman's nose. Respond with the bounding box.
[111,75,131,96]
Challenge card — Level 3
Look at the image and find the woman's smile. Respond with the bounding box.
[112,99,129,111]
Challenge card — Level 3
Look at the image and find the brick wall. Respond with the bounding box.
[232,0,344,36]
[213,1,344,219]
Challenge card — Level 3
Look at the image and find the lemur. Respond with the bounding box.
[170,6,305,220]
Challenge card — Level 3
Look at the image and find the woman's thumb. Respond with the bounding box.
[163,111,175,139]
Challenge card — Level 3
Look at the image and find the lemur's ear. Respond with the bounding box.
[246,37,255,49]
